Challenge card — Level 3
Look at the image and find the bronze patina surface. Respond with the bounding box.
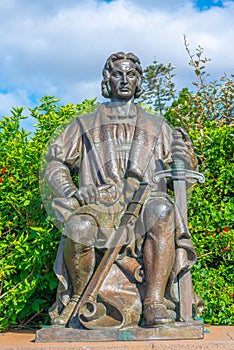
[39,52,205,340]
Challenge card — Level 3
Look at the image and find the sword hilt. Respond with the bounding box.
[152,168,205,186]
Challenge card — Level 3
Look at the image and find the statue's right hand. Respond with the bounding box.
[72,184,113,206]
[73,185,100,206]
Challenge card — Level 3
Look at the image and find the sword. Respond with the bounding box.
[152,129,205,322]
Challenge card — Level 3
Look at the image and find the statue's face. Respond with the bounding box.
[109,59,138,100]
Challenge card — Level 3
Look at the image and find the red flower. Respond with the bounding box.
[224,227,229,233]
[211,233,215,237]
[224,246,230,251]
[0,178,3,183]
[1,167,6,174]
[230,294,234,298]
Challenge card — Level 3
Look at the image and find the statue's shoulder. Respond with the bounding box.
[136,104,162,119]
[136,105,165,128]
[76,104,105,128]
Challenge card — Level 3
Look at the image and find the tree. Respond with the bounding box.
[140,61,176,114]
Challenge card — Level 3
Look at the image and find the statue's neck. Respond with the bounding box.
[109,97,135,115]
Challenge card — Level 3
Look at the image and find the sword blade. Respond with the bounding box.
[172,162,193,322]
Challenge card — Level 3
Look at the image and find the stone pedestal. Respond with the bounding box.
[35,320,203,342]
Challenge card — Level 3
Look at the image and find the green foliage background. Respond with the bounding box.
[0,98,97,330]
[0,43,233,330]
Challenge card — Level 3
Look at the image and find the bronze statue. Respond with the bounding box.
[44,52,204,331]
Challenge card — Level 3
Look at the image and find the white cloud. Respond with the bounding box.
[0,0,233,123]
[0,90,30,116]
[0,89,37,130]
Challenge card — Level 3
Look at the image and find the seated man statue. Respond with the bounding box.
[45,52,202,329]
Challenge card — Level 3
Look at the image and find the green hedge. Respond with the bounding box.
[189,124,234,325]
[0,97,97,330]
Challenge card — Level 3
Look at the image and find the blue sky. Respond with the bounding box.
[195,0,224,10]
[103,0,224,9]
[0,0,233,131]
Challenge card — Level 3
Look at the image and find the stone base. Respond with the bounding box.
[35,321,203,342]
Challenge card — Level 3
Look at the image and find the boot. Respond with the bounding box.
[143,301,174,327]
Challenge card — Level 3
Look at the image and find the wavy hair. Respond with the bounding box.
[101,52,143,99]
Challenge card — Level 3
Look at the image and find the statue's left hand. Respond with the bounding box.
[172,127,198,170]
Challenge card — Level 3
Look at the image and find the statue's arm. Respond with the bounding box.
[171,127,198,171]
[45,160,78,198]
[158,121,198,189]
[159,121,197,171]
[44,119,103,206]
[45,120,81,198]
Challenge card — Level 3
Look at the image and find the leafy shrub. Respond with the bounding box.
[142,37,233,325]
[0,97,97,331]
[188,124,234,325]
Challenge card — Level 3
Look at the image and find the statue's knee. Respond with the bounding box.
[65,215,97,246]
[144,198,173,229]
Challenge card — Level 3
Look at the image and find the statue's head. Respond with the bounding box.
[101,52,143,100]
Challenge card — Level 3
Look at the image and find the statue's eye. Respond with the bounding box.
[127,71,136,78]
[112,71,122,78]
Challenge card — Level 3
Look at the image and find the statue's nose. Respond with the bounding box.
[122,73,127,84]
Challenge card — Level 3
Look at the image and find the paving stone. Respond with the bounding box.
[0,326,233,350]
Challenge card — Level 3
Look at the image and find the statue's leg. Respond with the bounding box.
[143,198,175,326]
[53,214,97,325]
